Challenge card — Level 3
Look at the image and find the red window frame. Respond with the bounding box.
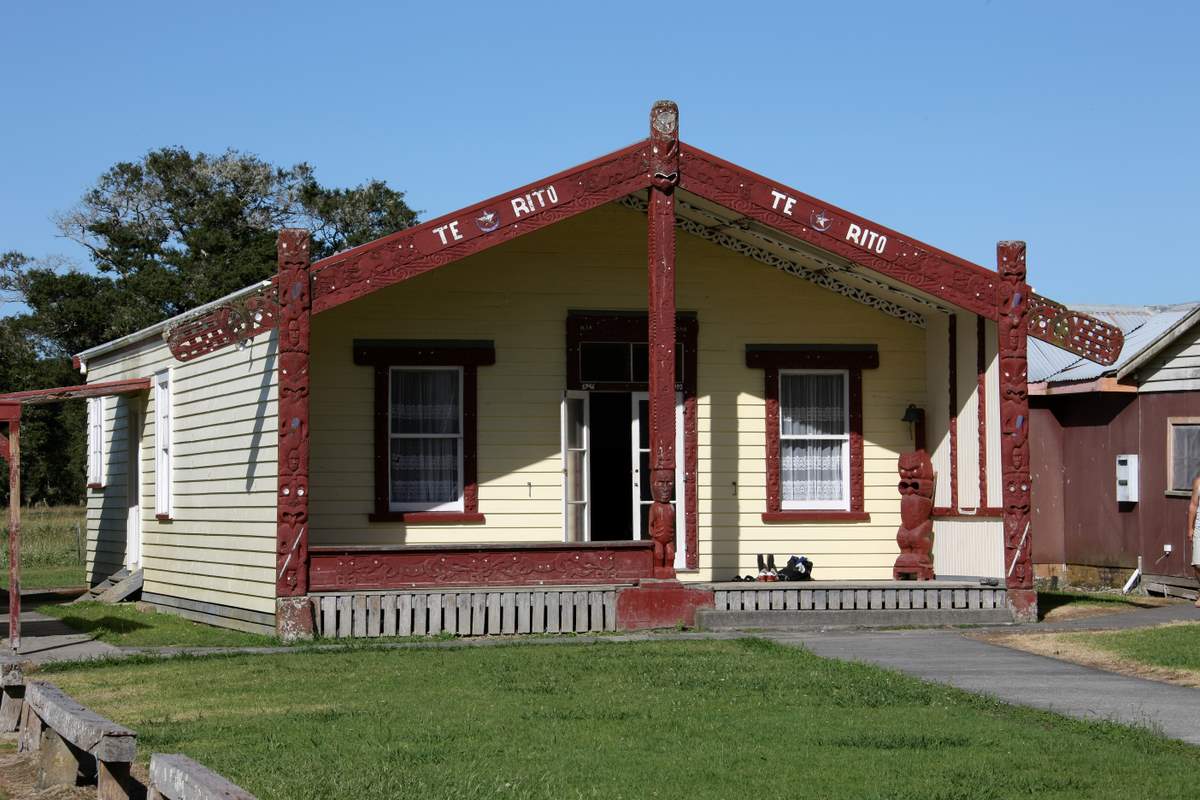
[745,345,877,522]
[354,340,495,523]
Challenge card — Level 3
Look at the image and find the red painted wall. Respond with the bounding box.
[1032,390,1200,578]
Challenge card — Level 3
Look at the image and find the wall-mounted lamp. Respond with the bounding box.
[901,404,926,452]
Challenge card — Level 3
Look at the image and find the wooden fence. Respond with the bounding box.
[712,583,1008,613]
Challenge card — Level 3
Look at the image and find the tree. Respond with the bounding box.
[1,148,419,504]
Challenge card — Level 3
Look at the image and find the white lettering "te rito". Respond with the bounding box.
[845,223,887,255]
[511,185,559,217]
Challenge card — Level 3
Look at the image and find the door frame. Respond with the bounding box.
[630,391,687,569]
[561,390,591,543]
[125,401,143,570]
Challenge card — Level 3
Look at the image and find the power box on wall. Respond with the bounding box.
[1116,454,1139,503]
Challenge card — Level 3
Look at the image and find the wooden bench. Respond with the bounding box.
[20,680,137,800]
[0,663,24,731]
[149,753,258,800]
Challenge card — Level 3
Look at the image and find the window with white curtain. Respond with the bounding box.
[780,370,850,510]
[87,396,106,487]
[389,367,463,511]
[154,370,173,517]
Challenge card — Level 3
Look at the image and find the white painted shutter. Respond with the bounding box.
[154,371,172,517]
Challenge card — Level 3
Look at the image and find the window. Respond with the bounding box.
[353,339,494,523]
[86,396,106,488]
[389,367,463,512]
[745,344,876,522]
[779,371,850,510]
[1169,418,1200,494]
[154,370,172,518]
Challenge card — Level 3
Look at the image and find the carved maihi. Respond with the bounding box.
[894,450,935,580]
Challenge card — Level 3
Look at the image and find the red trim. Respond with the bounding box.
[87,483,103,491]
[745,345,879,371]
[754,353,873,517]
[0,403,18,423]
[677,143,1000,320]
[366,343,494,521]
[155,514,173,522]
[276,230,312,598]
[762,511,871,522]
[764,368,782,512]
[308,540,654,590]
[998,241,1033,596]
[368,512,485,524]
[310,142,651,315]
[71,356,81,371]
[977,316,989,508]
[948,314,959,512]
[0,377,151,406]
[1027,292,1124,366]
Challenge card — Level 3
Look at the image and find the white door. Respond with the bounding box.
[561,391,590,542]
[631,393,687,569]
[126,406,142,569]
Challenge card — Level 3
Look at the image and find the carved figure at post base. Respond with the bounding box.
[648,469,676,577]
[893,450,935,580]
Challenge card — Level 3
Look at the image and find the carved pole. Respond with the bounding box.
[997,241,1036,622]
[275,230,314,640]
[1,406,21,652]
[647,101,679,579]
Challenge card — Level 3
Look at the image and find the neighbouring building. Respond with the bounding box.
[1030,303,1200,596]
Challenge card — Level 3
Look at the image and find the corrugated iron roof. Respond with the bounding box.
[1028,303,1200,383]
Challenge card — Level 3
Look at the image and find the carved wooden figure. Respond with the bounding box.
[893,450,936,580]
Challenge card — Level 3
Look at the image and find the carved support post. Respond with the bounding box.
[647,101,679,580]
[275,230,314,640]
[997,241,1036,621]
[1,405,21,652]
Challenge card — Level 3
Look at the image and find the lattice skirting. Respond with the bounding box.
[311,587,619,638]
[712,585,1007,612]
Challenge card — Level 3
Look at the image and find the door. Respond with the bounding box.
[631,392,687,569]
[561,391,590,542]
[126,405,142,569]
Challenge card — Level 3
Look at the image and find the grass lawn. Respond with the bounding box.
[1036,589,1166,621]
[0,505,86,589]
[36,601,280,648]
[44,639,1200,800]
[1067,622,1200,672]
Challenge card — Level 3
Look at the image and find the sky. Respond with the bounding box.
[1,0,1197,311]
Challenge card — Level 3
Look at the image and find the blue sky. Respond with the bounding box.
[2,1,1196,308]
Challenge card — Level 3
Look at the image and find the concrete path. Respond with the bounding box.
[0,592,121,665]
[767,616,1200,745]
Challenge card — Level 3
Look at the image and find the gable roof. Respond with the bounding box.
[72,103,1125,370]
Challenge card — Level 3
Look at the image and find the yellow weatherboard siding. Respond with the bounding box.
[310,202,925,580]
[84,331,278,617]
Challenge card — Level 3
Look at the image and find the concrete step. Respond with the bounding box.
[696,607,1014,631]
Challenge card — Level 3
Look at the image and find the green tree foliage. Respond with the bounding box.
[0,148,418,505]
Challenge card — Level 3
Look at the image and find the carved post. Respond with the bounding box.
[647,100,679,579]
[275,230,314,640]
[1,405,21,652]
[997,241,1036,621]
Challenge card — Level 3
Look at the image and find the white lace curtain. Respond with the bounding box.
[390,369,461,505]
[1173,424,1200,492]
[780,373,847,503]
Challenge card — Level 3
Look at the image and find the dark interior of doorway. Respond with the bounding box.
[589,392,632,540]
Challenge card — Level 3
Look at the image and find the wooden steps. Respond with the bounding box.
[1144,573,1199,601]
[72,568,143,605]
